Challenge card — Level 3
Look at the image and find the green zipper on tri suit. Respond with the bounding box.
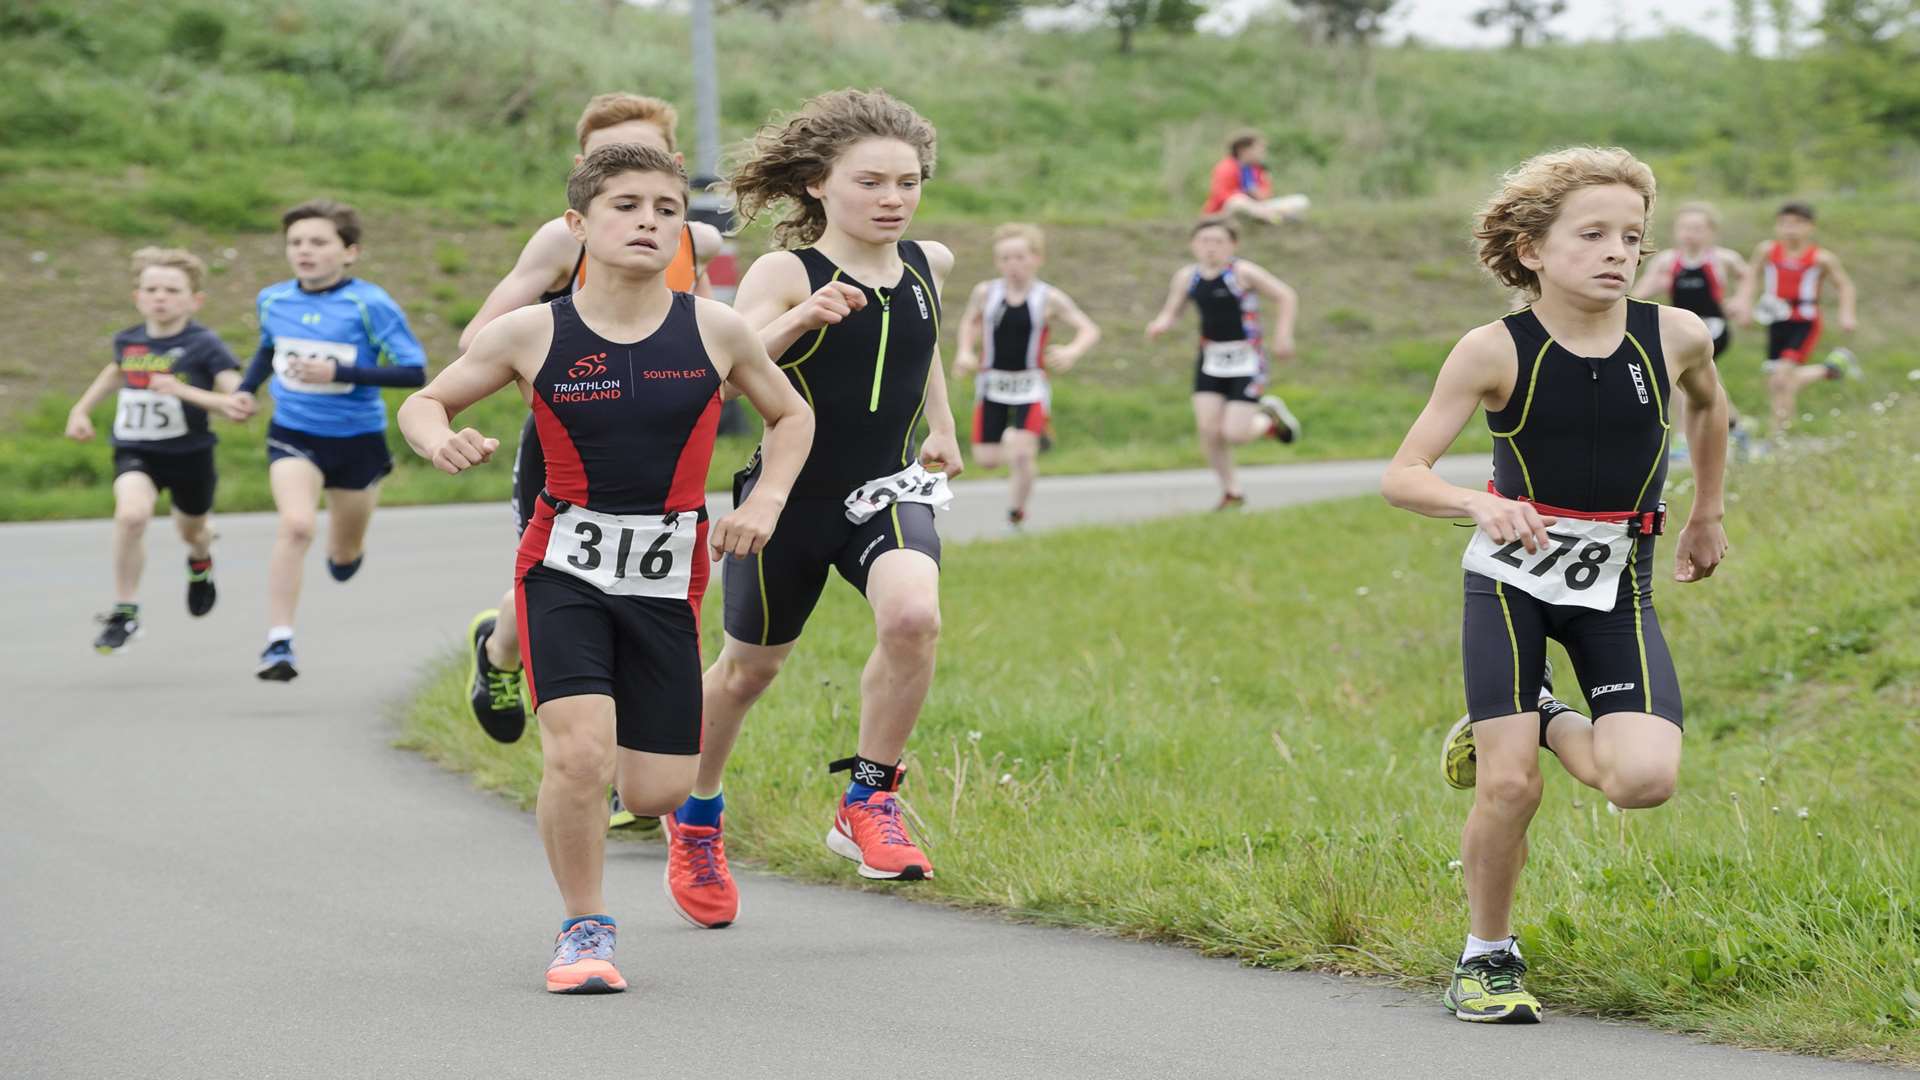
[870,288,892,412]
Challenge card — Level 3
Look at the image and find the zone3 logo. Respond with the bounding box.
[568,353,609,380]
[1627,362,1649,405]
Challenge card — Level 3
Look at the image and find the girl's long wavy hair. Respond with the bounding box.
[1474,146,1656,297]
[728,89,937,250]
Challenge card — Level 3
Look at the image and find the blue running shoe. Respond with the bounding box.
[546,916,625,993]
[256,639,298,682]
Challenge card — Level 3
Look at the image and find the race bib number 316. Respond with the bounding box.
[543,504,695,598]
[273,337,358,395]
[1461,516,1633,612]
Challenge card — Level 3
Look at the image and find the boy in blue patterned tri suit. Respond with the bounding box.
[233,200,427,680]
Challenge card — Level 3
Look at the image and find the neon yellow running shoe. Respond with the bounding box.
[1442,714,1476,790]
[1443,947,1542,1023]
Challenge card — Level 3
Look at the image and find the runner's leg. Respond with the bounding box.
[1461,712,1543,942]
[1221,399,1276,445]
[111,472,158,605]
[614,749,699,819]
[1590,712,1681,808]
[173,508,213,561]
[1192,392,1236,496]
[1003,429,1041,517]
[856,549,941,765]
[536,694,618,917]
[488,586,523,670]
[694,636,798,794]
[266,457,324,628]
[324,484,380,567]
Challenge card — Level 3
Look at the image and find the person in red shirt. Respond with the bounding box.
[1727,201,1862,438]
[1202,131,1309,225]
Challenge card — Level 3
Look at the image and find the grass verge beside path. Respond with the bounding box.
[401,398,1919,1063]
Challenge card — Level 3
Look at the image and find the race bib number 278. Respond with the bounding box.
[1461,516,1633,612]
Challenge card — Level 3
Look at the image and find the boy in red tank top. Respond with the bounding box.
[1728,202,1861,438]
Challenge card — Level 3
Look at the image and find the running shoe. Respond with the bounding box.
[256,639,298,682]
[327,555,363,582]
[1824,347,1863,380]
[827,791,933,880]
[663,814,739,928]
[1215,492,1247,512]
[606,790,661,832]
[545,917,626,994]
[1443,946,1542,1023]
[466,609,526,743]
[93,609,141,655]
[1007,507,1026,532]
[186,557,216,617]
[1257,394,1300,444]
[1442,714,1476,790]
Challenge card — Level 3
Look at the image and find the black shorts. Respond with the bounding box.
[1192,352,1264,400]
[513,559,705,756]
[113,446,216,516]
[972,399,1049,445]
[1766,319,1821,364]
[1461,538,1683,728]
[722,465,941,648]
[1710,329,1731,359]
[266,423,393,491]
[511,412,545,536]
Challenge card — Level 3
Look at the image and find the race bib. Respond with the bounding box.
[542,503,695,598]
[273,337,358,395]
[1753,296,1792,326]
[112,388,188,442]
[1702,316,1726,340]
[1201,340,1261,379]
[1461,516,1633,612]
[844,464,954,525]
[981,369,1048,406]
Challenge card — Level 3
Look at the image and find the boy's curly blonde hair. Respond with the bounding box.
[1474,147,1656,296]
[131,247,208,292]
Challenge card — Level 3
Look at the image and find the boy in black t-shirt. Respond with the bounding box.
[65,248,252,653]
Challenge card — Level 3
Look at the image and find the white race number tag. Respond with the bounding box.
[543,503,695,598]
[845,464,954,525]
[273,337,358,395]
[981,369,1048,406]
[1753,296,1792,326]
[1201,340,1261,378]
[112,388,188,442]
[1461,516,1633,612]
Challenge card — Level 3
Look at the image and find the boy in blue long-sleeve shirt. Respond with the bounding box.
[233,199,426,680]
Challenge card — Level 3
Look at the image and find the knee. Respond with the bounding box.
[113,506,151,534]
[543,733,615,790]
[714,651,784,703]
[1477,763,1544,816]
[279,512,317,547]
[615,780,690,819]
[1604,766,1677,809]
[876,600,941,653]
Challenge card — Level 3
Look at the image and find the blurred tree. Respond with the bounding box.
[1471,0,1566,48]
[894,0,1024,26]
[1294,0,1399,44]
[1051,0,1207,53]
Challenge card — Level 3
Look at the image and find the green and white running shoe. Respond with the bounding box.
[1443,945,1542,1023]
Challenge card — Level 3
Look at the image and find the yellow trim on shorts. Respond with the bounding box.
[889,502,903,547]
[754,551,771,647]
[1495,581,1522,716]
[1629,536,1652,713]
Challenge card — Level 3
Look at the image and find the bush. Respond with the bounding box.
[164,9,226,62]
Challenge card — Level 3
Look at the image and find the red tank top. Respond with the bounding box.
[1762,242,1822,322]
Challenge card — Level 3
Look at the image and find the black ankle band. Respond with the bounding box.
[828,754,903,792]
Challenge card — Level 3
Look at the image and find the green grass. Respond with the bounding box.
[399,393,1920,1063]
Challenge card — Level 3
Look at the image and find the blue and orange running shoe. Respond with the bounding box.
[827,792,933,880]
[546,916,625,994]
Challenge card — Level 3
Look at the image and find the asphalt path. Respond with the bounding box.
[2,456,1900,1078]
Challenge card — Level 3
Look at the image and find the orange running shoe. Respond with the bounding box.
[545,917,626,994]
[662,814,739,929]
[826,792,933,880]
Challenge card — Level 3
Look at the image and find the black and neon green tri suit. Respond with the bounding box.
[722,241,944,647]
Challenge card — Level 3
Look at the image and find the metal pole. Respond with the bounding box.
[690,0,721,179]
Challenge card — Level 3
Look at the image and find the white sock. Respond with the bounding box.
[267,625,294,643]
[1463,934,1518,961]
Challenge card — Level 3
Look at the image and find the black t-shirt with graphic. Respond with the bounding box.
[109,322,239,453]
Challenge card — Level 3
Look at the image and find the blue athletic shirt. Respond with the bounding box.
[245,277,427,437]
